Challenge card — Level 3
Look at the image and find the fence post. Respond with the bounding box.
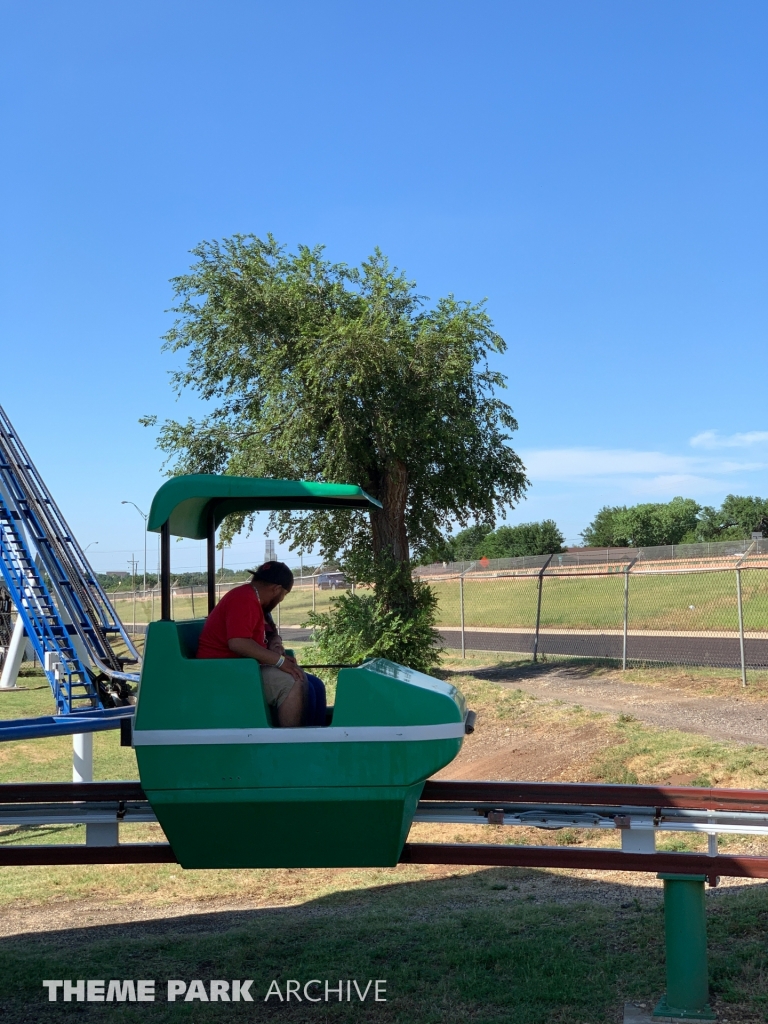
[459,575,465,659]
[312,576,316,612]
[736,568,747,688]
[532,555,554,663]
[622,557,638,671]
[132,589,136,634]
[277,597,280,632]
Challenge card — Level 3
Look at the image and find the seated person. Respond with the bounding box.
[197,560,324,727]
[264,609,327,728]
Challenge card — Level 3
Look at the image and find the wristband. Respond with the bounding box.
[275,655,285,668]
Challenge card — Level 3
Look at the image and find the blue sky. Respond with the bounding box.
[1,1,766,575]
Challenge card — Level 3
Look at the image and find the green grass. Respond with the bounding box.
[5,663,768,1020]
[3,869,768,1022]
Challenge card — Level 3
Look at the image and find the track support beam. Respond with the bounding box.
[653,874,715,1020]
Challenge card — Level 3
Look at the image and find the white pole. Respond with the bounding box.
[72,732,93,783]
[73,731,119,846]
[0,614,26,690]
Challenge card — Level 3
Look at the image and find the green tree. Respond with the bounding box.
[146,235,527,668]
[581,506,628,547]
[477,520,565,558]
[582,498,701,547]
[698,495,768,540]
[452,524,493,560]
[612,497,701,546]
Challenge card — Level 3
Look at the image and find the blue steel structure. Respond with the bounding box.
[0,404,140,737]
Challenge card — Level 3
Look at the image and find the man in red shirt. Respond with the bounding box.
[197,561,306,726]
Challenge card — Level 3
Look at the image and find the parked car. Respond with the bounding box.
[316,573,351,590]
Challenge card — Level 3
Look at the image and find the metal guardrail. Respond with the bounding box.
[4,780,768,877]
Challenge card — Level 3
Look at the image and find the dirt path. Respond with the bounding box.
[482,665,768,746]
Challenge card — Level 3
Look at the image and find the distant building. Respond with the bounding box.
[106,571,130,578]
[264,538,276,562]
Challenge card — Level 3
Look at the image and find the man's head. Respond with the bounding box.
[250,561,294,612]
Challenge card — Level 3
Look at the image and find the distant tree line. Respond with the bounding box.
[417,492,768,566]
[581,495,768,548]
[420,519,566,563]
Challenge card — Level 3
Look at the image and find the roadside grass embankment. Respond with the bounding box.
[3,659,768,1020]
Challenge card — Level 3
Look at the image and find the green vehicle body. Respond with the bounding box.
[134,474,467,868]
[134,621,466,868]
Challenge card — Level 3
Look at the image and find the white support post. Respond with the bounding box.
[73,732,119,847]
[620,823,656,853]
[0,613,26,690]
[72,731,93,783]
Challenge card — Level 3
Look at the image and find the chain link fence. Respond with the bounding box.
[64,542,768,681]
[417,539,768,680]
[105,572,353,634]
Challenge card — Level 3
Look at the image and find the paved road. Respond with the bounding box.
[280,626,768,670]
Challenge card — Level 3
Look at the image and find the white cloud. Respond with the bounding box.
[521,447,768,483]
[690,430,768,449]
[523,448,689,480]
[629,474,730,497]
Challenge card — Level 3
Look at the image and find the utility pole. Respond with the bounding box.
[122,501,148,593]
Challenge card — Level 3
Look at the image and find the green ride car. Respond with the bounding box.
[133,474,469,869]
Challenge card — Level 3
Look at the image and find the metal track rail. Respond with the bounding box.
[3,781,768,874]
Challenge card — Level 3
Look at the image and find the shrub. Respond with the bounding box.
[306,579,442,674]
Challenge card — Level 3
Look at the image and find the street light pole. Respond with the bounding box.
[122,501,148,594]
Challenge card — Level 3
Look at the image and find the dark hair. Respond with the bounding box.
[250,561,294,593]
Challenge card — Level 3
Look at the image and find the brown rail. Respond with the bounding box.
[2,841,768,877]
[4,780,768,811]
[401,842,768,880]
[421,780,768,812]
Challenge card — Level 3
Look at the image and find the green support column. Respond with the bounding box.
[653,874,716,1020]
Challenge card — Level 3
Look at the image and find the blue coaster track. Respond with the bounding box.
[0,404,140,736]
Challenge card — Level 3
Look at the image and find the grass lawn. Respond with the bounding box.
[2,659,768,1020]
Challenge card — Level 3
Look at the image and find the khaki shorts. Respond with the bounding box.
[260,665,299,708]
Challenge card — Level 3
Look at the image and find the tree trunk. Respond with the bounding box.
[371,460,409,562]
[369,459,413,611]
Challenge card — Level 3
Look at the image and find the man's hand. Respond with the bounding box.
[278,654,305,685]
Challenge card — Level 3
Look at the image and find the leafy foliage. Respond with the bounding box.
[580,505,628,547]
[477,519,565,558]
[419,519,565,563]
[582,498,701,547]
[582,494,768,547]
[697,495,768,541]
[307,577,442,674]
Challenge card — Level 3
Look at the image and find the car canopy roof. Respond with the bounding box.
[148,474,382,540]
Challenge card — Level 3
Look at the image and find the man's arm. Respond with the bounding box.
[227,637,303,684]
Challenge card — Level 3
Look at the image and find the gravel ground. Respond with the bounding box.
[491,666,768,746]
